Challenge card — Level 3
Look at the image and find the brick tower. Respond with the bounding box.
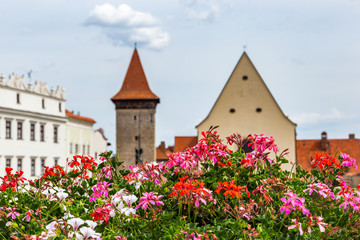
[111,48,160,166]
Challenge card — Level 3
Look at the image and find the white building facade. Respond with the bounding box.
[0,74,107,178]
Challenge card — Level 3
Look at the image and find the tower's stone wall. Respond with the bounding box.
[116,108,156,166]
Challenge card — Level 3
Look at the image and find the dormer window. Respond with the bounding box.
[42,99,45,109]
[16,93,20,104]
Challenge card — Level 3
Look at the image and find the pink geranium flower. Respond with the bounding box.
[288,218,303,235]
[136,192,164,210]
[7,207,20,219]
[22,210,33,222]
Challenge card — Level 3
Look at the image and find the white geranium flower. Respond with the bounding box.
[85,220,97,229]
[123,195,138,206]
[76,227,101,240]
[67,218,85,231]
[45,221,58,233]
[56,191,69,201]
[121,207,136,216]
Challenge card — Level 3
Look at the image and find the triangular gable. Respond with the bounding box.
[197,52,296,128]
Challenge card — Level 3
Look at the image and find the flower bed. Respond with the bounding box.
[0,129,359,239]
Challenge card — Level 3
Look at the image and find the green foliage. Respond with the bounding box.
[0,133,359,239]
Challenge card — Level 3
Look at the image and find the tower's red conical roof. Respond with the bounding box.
[111,49,159,101]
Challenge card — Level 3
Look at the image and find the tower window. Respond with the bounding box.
[42,99,45,109]
[16,93,20,104]
[256,108,262,113]
[242,75,248,80]
[59,103,62,112]
[229,108,235,113]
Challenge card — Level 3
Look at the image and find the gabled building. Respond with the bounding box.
[111,48,160,166]
[196,52,297,168]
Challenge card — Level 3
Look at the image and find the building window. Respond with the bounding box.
[54,158,58,166]
[135,148,143,164]
[256,108,262,113]
[31,158,36,176]
[75,144,78,154]
[17,158,22,172]
[41,158,45,174]
[6,158,11,168]
[40,125,45,142]
[87,145,90,155]
[95,152,98,160]
[242,75,248,80]
[59,103,62,112]
[30,123,35,141]
[5,120,11,139]
[83,145,85,155]
[16,93,20,104]
[53,126,58,143]
[17,122,23,140]
[70,143,73,154]
[42,99,45,109]
[134,115,137,120]
[229,108,235,113]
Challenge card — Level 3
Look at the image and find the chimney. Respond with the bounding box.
[320,131,329,151]
[349,133,355,139]
[159,141,166,151]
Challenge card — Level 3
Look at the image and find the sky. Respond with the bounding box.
[1,0,360,149]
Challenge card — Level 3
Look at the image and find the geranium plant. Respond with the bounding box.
[0,129,359,239]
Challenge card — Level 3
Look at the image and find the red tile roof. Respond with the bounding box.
[111,49,159,101]
[156,141,173,161]
[65,110,96,124]
[174,136,198,152]
[297,135,360,176]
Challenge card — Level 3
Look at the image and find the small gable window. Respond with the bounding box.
[229,108,235,113]
[256,108,262,113]
[242,75,248,80]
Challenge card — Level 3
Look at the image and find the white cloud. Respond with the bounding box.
[86,4,169,50]
[180,0,225,23]
[186,4,220,22]
[290,108,346,125]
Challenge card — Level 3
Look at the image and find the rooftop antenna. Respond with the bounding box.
[243,45,247,52]
[27,70,33,82]
[134,42,137,49]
